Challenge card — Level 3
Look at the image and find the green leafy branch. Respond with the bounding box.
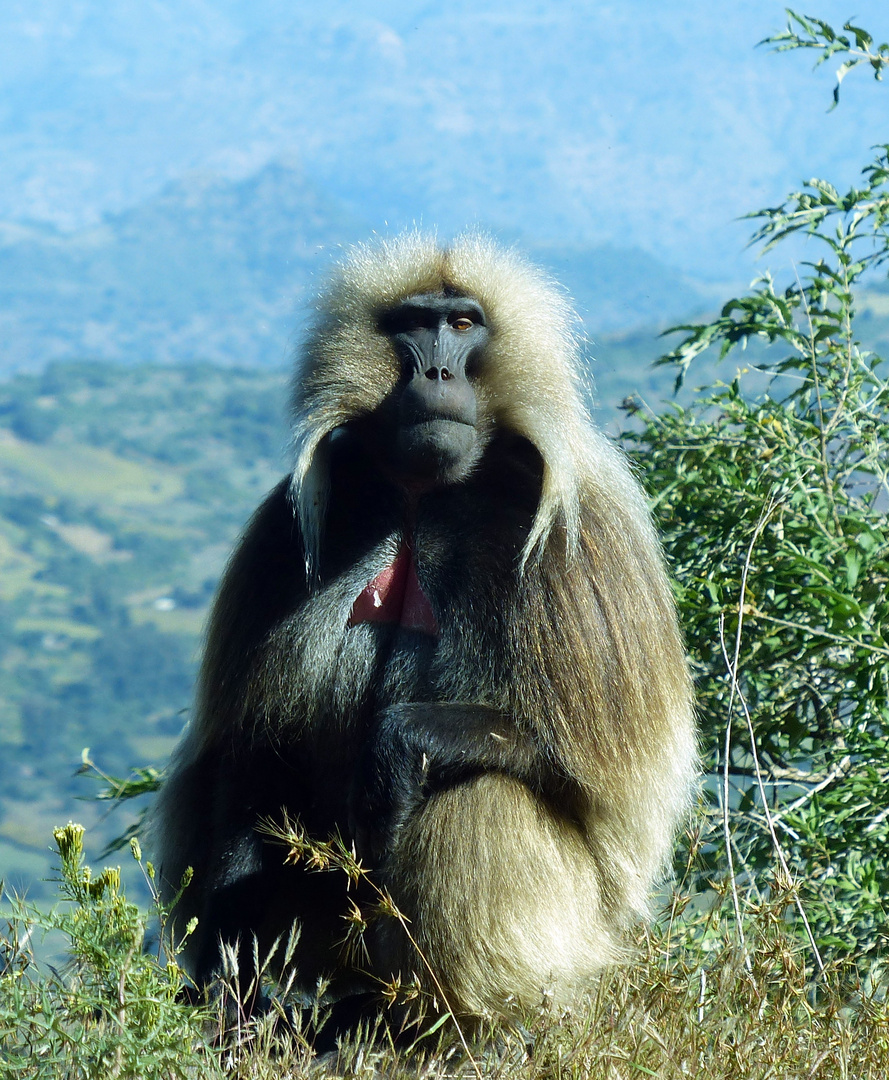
[626,11,889,960]
[762,9,889,107]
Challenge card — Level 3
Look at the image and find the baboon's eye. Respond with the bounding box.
[451,317,475,332]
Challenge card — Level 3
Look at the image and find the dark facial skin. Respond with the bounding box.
[375,293,489,487]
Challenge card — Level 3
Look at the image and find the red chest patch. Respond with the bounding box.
[348,542,439,636]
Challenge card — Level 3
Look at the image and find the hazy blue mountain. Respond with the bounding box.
[0,162,713,373]
[0,163,366,371]
[1,0,887,286]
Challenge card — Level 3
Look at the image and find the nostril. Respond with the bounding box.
[424,367,453,381]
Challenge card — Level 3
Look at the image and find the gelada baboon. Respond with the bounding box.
[152,232,695,1026]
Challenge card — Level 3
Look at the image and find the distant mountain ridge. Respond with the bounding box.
[2,1,886,282]
[0,164,359,372]
[0,161,713,374]
[3,3,887,374]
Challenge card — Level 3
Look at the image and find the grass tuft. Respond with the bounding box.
[3,822,887,1078]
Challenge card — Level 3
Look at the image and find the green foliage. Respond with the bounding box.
[624,14,889,960]
[76,754,163,856]
[0,824,219,1079]
[763,9,889,108]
